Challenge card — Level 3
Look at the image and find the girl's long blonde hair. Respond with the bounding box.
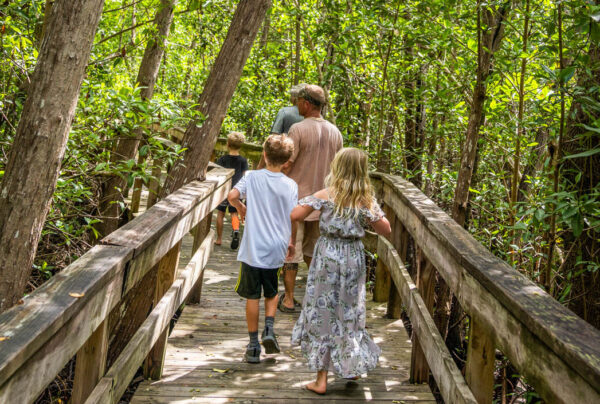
[325,147,376,217]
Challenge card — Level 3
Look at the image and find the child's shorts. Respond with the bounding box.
[217,199,237,213]
[235,262,279,299]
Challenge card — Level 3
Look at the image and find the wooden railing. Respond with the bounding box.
[0,166,233,403]
[130,124,262,215]
[366,172,600,403]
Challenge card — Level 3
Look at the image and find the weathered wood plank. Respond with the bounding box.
[0,248,128,403]
[377,173,600,396]
[385,179,600,403]
[373,259,391,303]
[188,213,213,304]
[377,236,477,404]
[131,385,435,400]
[105,171,231,295]
[465,318,495,404]
[84,377,112,404]
[384,204,402,319]
[130,221,435,404]
[85,231,214,404]
[132,398,437,404]
[72,319,110,404]
[144,241,182,380]
[410,251,436,384]
[0,245,132,395]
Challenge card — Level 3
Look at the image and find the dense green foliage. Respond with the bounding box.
[1,0,598,337]
[0,0,598,402]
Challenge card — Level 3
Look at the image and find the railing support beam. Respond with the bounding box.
[188,212,213,304]
[373,258,391,302]
[410,249,436,383]
[384,204,403,318]
[72,319,109,404]
[465,318,495,404]
[143,240,181,380]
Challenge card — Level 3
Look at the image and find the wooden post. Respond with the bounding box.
[465,318,495,404]
[71,319,109,404]
[143,240,181,380]
[373,259,391,302]
[146,158,163,208]
[410,249,436,383]
[187,212,213,304]
[384,204,403,318]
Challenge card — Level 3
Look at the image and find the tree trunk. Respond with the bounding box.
[442,0,511,367]
[376,119,395,173]
[404,42,418,180]
[413,63,427,188]
[293,12,301,85]
[560,38,600,327]
[0,0,105,313]
[260,9,271,51]
[451,0,511,226]
[97,0,176,237]
[161,0,271,197]
[517,127,548,203]
[509,0,530,235]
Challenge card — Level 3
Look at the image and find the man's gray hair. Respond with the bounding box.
[290,83,308,102]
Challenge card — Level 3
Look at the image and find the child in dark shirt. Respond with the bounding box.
[216,132,248,249]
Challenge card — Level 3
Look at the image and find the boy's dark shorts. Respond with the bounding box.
[235,262,279,299]
[217,199,237,213]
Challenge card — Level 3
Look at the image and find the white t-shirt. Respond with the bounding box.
[234,169,298,269]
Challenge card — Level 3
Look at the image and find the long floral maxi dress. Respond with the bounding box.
[291,195,383,378]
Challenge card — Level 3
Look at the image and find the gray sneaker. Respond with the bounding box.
[261,327,280,354]
[245,343,261,363]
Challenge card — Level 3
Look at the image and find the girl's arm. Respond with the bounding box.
[290,188,327,225]
[288,188,327,255]
[290,204,314,246]
[371,216,391,237]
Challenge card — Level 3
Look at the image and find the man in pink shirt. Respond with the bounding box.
[279,84,343,312]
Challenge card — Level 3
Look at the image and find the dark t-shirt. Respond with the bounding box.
[271,105,304,134]
[217,154,248,186]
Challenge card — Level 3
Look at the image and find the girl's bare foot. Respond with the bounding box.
[215,240,222,246]
[305,381,326,395]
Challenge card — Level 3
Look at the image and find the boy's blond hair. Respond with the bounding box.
[227,131,245,150]
[263,135,294,166]
[325,147,376,217]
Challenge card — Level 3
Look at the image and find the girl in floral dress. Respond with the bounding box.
[289,147,391,394]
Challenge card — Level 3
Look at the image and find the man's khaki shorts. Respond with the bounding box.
[286,220,320,263]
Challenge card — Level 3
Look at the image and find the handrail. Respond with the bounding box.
[369,172,600,403]
[0,167,233,403]
[150,124,263,166]
[364,231,478,404]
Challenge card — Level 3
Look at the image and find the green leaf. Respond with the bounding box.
[558,66,576,84]
[569,214,583,237]
[581,124,600,134]
[563,148,600,160]
[535,209,545,222]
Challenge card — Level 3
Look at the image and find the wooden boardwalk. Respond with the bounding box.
[131,221,436,403]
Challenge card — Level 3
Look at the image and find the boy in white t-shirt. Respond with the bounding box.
[227,135,297,363]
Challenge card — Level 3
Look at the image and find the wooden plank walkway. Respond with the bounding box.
[131,220,436,403]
